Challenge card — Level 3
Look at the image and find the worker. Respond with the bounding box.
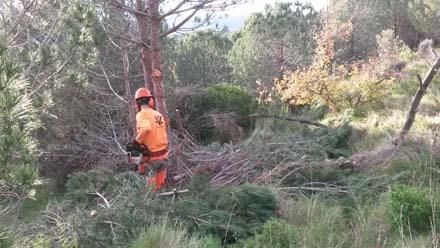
[130,79,169,191]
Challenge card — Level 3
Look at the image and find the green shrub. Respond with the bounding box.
[310,110,353,158]
[202,84,257,127]
[171,84,258,143]
[308,100,329,120]
[172,182,279,243]
[65,169,116,203]
[386,185,439,234]
[243,219,298,248]
[23,174,278,247]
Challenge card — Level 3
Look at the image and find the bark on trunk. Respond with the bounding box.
[395,56,440,144]
[135,0,154,92]
[149,0,168,118]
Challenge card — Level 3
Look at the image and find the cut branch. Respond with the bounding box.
[157,189,189,197]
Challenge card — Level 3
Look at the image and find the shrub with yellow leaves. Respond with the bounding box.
[275,19,403,113]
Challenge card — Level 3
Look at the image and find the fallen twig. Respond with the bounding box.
[157,189,189,197]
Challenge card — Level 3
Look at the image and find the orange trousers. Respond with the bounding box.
[138,158,168,191]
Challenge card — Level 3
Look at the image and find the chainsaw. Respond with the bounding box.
[126,141,148,167]
[126,141,188,197]
[127,149,142,166]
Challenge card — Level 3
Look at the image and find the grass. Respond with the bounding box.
[242,219,298,248]
[132,222,221,248]
[17,180,64,223]
[280,196,350,247]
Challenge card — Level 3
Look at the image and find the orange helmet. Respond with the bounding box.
[135,87,155,109]
[135,87,152,100]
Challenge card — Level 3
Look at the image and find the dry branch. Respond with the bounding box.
[168,126,330,187]
[0,181,20,216]
[157,189,189,197]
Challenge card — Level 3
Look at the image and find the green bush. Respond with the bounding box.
[202,84,257,129]
[308,100,329,120]
[171,84,258,143]
[172,182,279,243]
[65,169,116,203]
[310,110,353,158]
[243,219,298,248]
[22,174,278,247]
[386,185,439,234]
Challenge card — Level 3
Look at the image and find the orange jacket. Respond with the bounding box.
[135,108,169,161]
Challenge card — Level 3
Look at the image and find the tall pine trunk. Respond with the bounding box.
[135,0,154,92]
[149,0,168,119]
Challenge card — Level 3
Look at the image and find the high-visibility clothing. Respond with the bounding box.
[135,108,169,161]
[147,169,167,191]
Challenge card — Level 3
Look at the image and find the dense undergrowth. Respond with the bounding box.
[3,81,440,247]
[3,34,440,248]
[4,75,440,247]
[3,111,440,248]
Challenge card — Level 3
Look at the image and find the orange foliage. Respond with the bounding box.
[275,19,398,111]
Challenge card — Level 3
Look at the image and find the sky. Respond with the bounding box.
[215,0,328,30]
[225,0,327,18]
[162,0,329,32]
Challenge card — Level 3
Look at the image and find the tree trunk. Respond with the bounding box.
[395,56,440,144]
[135,0,154,92]
[149,0,168,119]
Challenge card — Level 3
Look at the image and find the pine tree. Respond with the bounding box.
[0,37,39,189]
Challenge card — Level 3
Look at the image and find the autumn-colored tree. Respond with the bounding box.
[276,19,402,112]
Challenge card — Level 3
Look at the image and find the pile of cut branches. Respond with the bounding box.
[168,114,352,187]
